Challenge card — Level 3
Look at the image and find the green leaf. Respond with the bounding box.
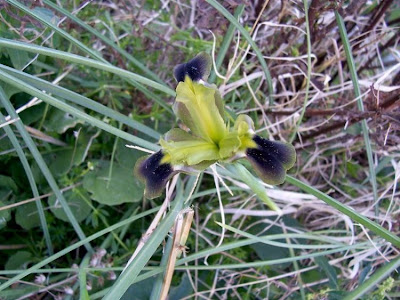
[19,102,46,125]
[0,207,159,292]
[44,108,84,134]
[227,163,281,212]
[315,256,338,289]
[15,202,41,230]
[48,129,97,177]
[169,274,194,300]
[344,257,400,300]
[248,218,300,270]
[48,189,92,222]
[5,251,32,270]
[0,175,18,193]
[286,175,400,248]
[83,161,144,205]
[115,139,145,169]
[121,277,154,300]
[6,48,31,70]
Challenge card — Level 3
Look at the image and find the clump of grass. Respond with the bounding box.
[0,1,399,299]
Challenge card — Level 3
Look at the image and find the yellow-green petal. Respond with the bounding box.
[175,76,227,143]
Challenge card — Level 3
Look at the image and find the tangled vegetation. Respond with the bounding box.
[0,1,399,299]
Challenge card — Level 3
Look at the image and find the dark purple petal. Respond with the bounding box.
[246,148,286,185]
[134,150,175,199]
[252,136,296,169]
[173,52,211,82]
[245,136,296,185]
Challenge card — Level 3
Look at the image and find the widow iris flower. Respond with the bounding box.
[134,53,296,199]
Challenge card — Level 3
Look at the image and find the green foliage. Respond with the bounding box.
[15,201,41,230]
[83,160,143,205]
[365,277,394,300]
[48,188,92,222]
[5,251,32,270]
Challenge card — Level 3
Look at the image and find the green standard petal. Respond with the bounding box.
[213,86,225,121]
[234,114,255,133]
[233,114,256,151]
[175,76,227,143]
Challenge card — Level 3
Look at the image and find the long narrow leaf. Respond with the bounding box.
[0,113,53,255]
[0,38,175,97]
[104,190,185,300]
[335,10,378,211]
[0,64,160,140]
[343,256,400,300]
[6,0,171,115]
[289,0,312,143]
[0,69,160,151]
[206,0,273,98]
[40,0,163,84]
[208,4,245,83]
[0,86,93,253]
[0,207,159,291]
[286,175,400,247]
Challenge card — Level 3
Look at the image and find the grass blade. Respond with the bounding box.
[0,207,159,292]
[335,10,378,212]
[286,175,400,247]
[343,256,400,300]
[3,0,174,114]
[0,63,160,140]
[0,69,160,151]
[289,0,312,143]
[0,86,93,253]
[227,163,281,212]
[208,4,245,83]
[40,0,164,84]
[0,38,175,98]
[0,112,53,255]
[104,191,185,300]
[205,0,273,98]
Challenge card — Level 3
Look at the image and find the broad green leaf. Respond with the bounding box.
[169,274,194,300]
[0,175,18,193]
[115,139,144,169]
[83,160,144,205]
[121,277,154,300]
[19,102,46,125]
[48,189,92,222]
[6,48,31,70]
[5,251,32,270]
[0,286,39,300]
[44,108,84,134]
[48,129,97,177]
[15,202,40,230]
